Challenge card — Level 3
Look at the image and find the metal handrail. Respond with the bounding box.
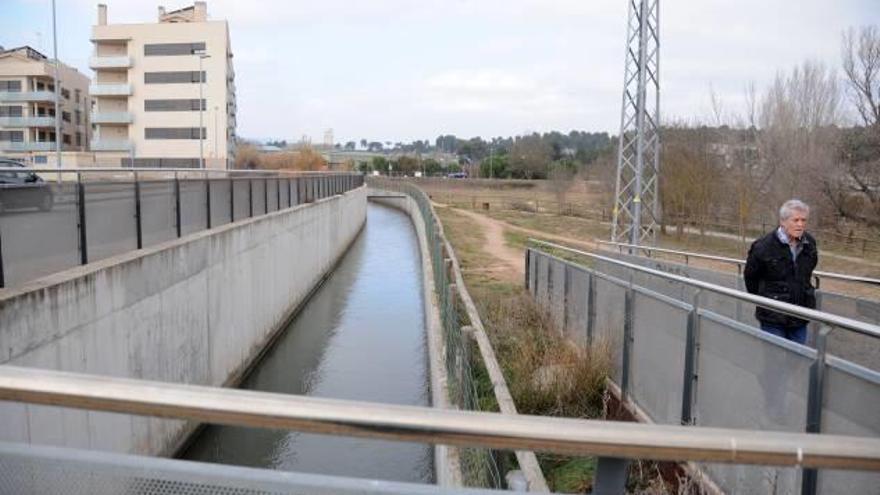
[599,240,880,287]
[0,365,878,471]
[0,167,352,176]
[531,239,880,340]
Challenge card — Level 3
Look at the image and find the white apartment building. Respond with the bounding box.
[91,2,237,169]
[0,46,91,162]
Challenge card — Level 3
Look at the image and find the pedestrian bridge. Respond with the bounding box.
[0,172,877,494]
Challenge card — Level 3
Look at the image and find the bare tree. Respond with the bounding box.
[838,26,880,226]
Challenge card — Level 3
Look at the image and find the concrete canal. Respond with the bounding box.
[181,202,433,483]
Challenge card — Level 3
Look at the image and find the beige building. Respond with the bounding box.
[0,46,92,163]
[91,2,236,169]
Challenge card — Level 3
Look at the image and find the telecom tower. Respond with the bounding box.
[611,0,660,245]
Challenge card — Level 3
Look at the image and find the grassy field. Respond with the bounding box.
[435,205,687,493]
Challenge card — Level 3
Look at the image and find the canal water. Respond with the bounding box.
[181,202,433,483]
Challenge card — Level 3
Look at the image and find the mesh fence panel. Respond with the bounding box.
[84,182,137,262]
[139,181,176,248]
[548,259,566,335]
[0,182,79,286]
[251,180,266,217]
[593,275,626,384]
[695,313,812,494]
[564,266,589,345]
[232,180,250,221]
[266,179,278,213]
[210,179,233,228]
[180,180,207,236]
[630,290,689,425]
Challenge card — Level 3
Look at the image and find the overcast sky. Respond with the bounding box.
[3,0,878,144]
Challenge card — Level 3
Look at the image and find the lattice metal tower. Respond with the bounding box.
[611,0,660,245]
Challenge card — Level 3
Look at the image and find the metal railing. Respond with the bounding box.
[526,239,880,494]
[599,240,880,289]
[0,366,877,477]
[0,167,364,288]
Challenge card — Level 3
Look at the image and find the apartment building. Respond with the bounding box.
[0,46,91,162]
[91,2,237,169]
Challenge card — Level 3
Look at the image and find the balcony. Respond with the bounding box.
[0,141,56,152]
[0,116,56,127]
[91,139,133,151]
[91,112,133,124]
[89,55,133,70]
[89,84,132,97]
[0,91,56,103]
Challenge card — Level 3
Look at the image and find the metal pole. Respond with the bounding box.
[248,179,253,217]
[586,271,596,347]
[76,173,88,264]
[205,174,211,229]
[134,172,142,249]
[593,457,630,495]
[622,283,634,399]
[0,227,5,289]
[174,172,181,237]
[524,248,531,291]
[51,0,61,173]
[229,178,234,222]
[802,325,832,495]
[681,290,701,425]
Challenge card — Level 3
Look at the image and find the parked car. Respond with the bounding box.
[0,159,54,212]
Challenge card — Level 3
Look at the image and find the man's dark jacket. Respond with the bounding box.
[743,230,818,329]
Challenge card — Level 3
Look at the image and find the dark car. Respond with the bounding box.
[0,159,54,212]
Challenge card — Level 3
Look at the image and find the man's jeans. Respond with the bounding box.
[760,323,807,345]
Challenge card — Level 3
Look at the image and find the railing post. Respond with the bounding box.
[77,173,88,264]
[0,226,5,289]
[133,171,143,249]
[546,256,553,305]
[287,178,292,207]
[524,248,531,291]
[264,177,268,213]
[735,264,744,322]
[586,272,596,347]
[593,457,629,495]
[681,290,701,425]
[229,178,234,222]
[175,172,182,237]
[248,179,254,217]
[562,263,570,336]
[801,324,832,495]
[205,173,212,229]
[276,177,281,209]
[622,283,634,399]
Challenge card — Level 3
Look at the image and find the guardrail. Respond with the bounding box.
[0,167,363,288]
[0,366,877,491]
[526,239,880,494]
[598,240,880,289]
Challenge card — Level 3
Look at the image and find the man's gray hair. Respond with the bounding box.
[779,199,810,221]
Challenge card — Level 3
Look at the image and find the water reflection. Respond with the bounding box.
[182,203,432,483]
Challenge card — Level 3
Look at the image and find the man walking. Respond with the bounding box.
[744,199,819,344]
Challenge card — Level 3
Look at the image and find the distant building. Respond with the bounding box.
[0,46,91,162]
[90,1,237,168]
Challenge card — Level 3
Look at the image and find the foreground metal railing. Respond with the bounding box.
[0,167,364,288]
[0,365,877,469]
[598,240,880,289]
[528,238,880,494]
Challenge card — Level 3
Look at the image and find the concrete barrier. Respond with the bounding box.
[0,186,367,456]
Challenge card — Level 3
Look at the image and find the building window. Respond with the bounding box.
[145,127,206,140]
[63,134,71,145]
[76,132,82,146]
[75,110,81,125]
[61,88,70,100]
[62,111,71,123]
[0,131,24,142]
[0,106,23,117]
[0,81,22,92]
[34,155,48,164]
[144,42,206,56]
[75,89,81,103]
[144,71,206,84]
[144,99,206,111]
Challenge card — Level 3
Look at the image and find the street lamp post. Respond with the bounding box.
[195,50,210,169]
[51,0,61,172]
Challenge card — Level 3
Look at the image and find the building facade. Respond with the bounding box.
[0,46,91,163]
[91,2,236,169]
